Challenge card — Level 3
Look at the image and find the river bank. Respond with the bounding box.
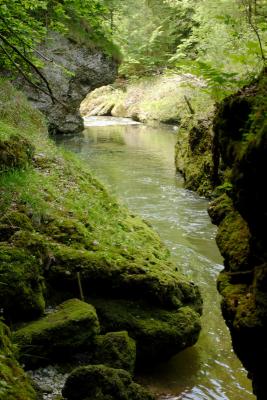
[0,81,202,399]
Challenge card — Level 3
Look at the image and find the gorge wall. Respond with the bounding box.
[176,68,267,399]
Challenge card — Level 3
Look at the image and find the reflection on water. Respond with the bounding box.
[56,119,255,400]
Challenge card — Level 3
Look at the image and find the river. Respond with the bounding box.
[56,116,255,400]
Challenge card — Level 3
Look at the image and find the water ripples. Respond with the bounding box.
[56,120,255,400]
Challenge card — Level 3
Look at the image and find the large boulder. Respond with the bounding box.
[13,299,100,368]
[94,331,136,375]
[62,364,155,400]
[16,32,118,135]
[91,298,201,364]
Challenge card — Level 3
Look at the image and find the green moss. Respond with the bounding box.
[216,211,251,272]
[0,128,34,172]
[0,80,46,135]
[0,321,37,400]
[0,243,45,321]
[208,194,233,225]
[0,80,202,374]
[62,364,155,400]
[13,299,100,368]
[90,298,201,364]
[175,115,215,197]
[94,331,136,375]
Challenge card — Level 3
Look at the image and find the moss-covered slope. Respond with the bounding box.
[0,80,201,321]
[0,321,37,400]
[0,80,202,391]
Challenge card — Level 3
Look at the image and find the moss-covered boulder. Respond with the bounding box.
[46,237,202,311]
[0,321,37,400]
[91,298,201,364]
[62,364,155,400]
[13,299,100,368]
[94,331,136,375]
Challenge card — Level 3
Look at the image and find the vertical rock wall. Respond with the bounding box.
[209,68,267,399]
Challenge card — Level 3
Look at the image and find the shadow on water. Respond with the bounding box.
[55,117,255,400]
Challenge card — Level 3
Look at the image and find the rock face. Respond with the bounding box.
[17,32,117,135]
[80,74,207,125]
[209,67,267,399]
[62,364,155,400]
[175,113,216,196]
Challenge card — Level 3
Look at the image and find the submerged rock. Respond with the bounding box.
[62,364,155,400]
[13,299,100,368]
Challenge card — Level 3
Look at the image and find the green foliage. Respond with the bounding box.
[107,0,195,77]
[170,0,267,98]
[0,0,114,87]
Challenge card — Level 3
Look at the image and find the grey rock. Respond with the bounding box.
[16,32,117,135]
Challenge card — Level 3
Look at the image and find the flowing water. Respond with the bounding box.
[56,117,255,400]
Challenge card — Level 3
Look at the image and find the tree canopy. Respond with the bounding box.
[0,0,113,99]
[0,0,266,99]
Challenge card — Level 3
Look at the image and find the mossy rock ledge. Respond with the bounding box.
[13,299,100,368]
[62,364,155,400]
[209,67,267,399]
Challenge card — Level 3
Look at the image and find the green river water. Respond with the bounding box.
[56,117,255,400]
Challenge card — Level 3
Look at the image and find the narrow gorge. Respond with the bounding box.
[0,1,266,400]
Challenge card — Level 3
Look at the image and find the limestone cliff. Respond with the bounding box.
[16,32,117,135]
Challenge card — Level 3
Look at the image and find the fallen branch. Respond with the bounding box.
[184,95,195,115]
